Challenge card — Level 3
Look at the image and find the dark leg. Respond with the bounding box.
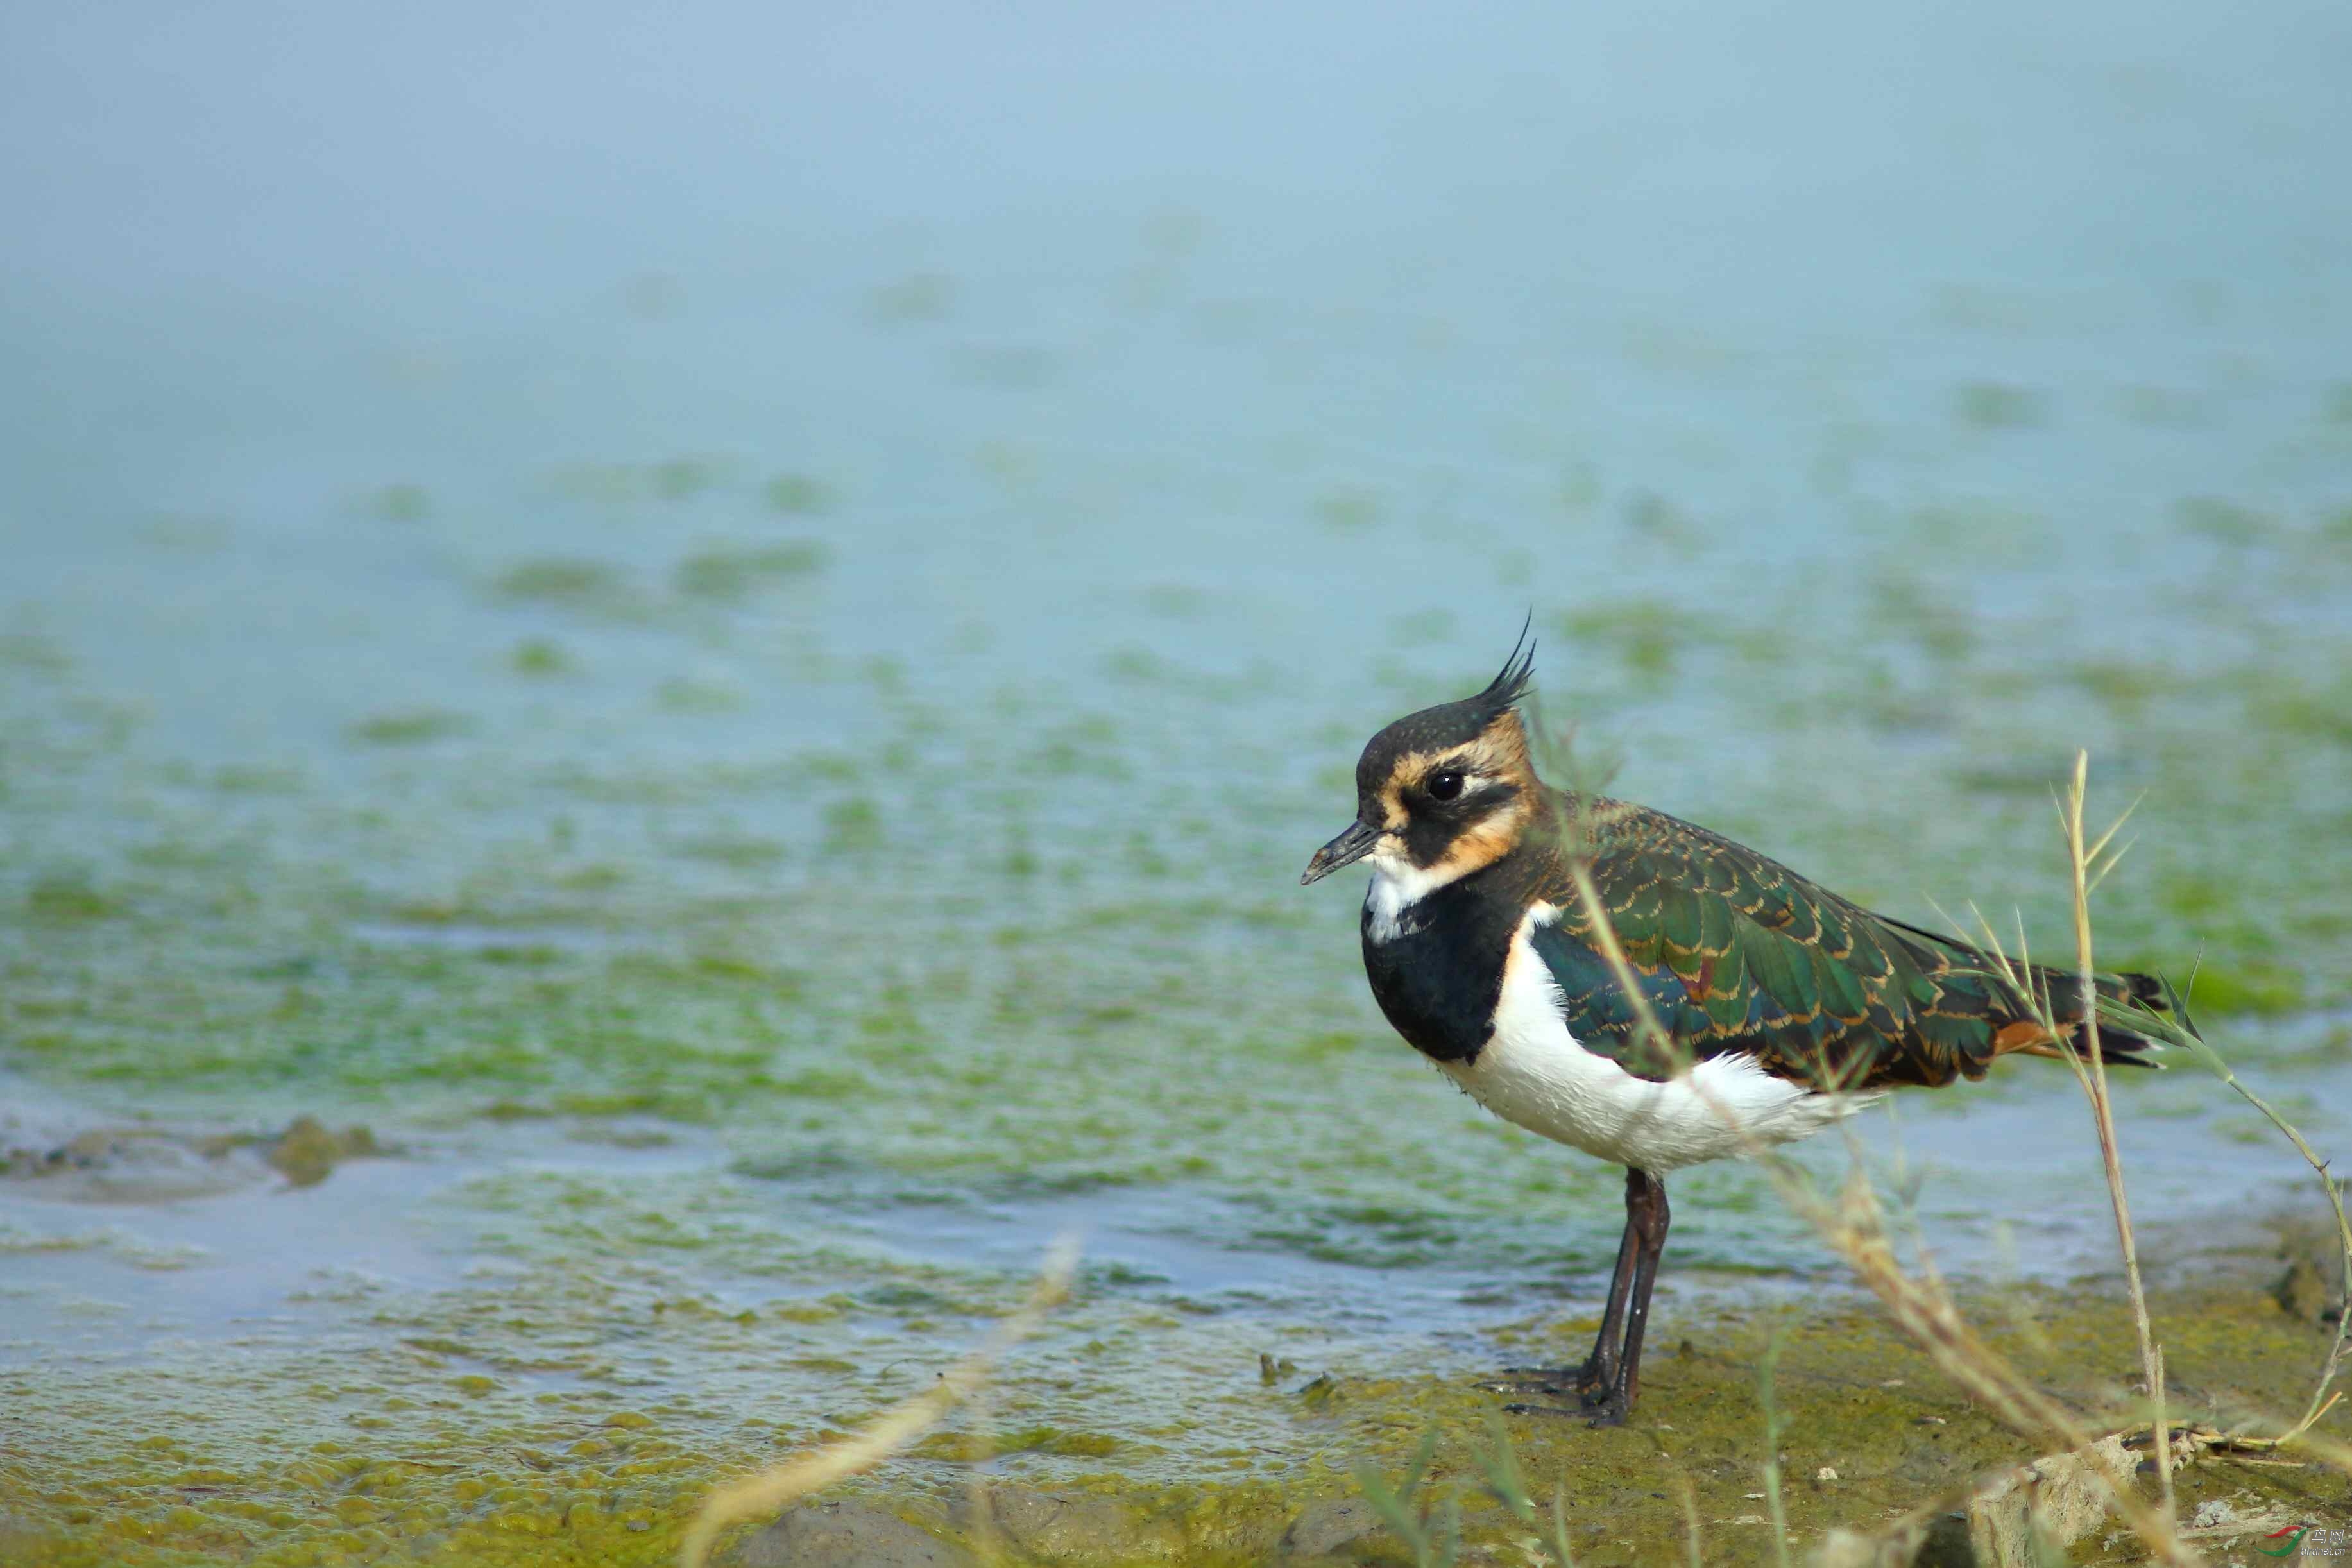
[1494,1168,1644,1405]
[1572,1171,1644,1393]
[1580,1169,1669,1427]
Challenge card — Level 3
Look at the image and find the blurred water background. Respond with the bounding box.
[3,0,2350,1533]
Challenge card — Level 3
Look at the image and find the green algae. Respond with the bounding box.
[651,456,728,502]
[2172,958,2309,1018]
[2177,495,2278,547]
[819,797,884,855]
[662,833,788,870]
[867,271,954,323]
[346,711,475,747]
[0,629,73,674]
[1313,487,1382,532]
[762,473,836,515]
[1951,381,2046,429]
[541,457,734,506]
[359,483,432,524]
[1551,599,1692,684]
[23,871,119,923]
[491,559,626,602]
[669,541,828,602]
[507,640,575,679]
[653,676,746,715]
[487,559,647,620]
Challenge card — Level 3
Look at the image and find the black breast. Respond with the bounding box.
[1359,871,1525,1064]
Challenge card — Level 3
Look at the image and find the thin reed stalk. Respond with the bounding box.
[1757,1331,1792,1568]
[2058,750,2172,1516]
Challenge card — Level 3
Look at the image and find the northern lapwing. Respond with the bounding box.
[1300,633,2184,1424]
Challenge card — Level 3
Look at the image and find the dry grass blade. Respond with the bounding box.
[1809,1162,2194,1560]
[2059,751,2172,1518]
[676,1235,1080,1568]
[2075,788,2142,896]
[2092,986,2352,1449]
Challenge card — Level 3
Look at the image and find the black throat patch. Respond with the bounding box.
[1358,863,1531,1064]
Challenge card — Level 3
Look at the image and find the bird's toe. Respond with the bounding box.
[1483,1367,1578,1397]
[1578,1387,1631,1426]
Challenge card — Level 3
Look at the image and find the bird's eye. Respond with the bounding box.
[1427,770,1465,803]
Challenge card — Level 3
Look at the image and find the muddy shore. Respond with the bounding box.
[4,1231,2342,1567]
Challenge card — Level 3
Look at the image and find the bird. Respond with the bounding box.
[1299,629,2188,1426]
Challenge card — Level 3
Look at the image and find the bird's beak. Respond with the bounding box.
[1300,819,1382,885]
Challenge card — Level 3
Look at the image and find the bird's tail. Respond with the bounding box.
[1992,963,2193,1068]
[1879,913,2197,1069]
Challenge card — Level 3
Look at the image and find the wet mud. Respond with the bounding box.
[3,1246,2345,1566]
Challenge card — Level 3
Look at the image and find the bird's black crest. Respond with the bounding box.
[1352,619,1540,798]
[1474,613,1537,721]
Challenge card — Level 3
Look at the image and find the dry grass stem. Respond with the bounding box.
[2088,988,2352,1445]
[676,1235,1080,1568]
[2058,750,2172,1516]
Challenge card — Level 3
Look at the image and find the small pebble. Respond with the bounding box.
[1816,1466,1839,1483]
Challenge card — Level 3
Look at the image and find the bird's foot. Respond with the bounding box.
[1576,1384,1630,1427]
[1485,1358,1610,1400]
[1500,1391,1631,1428]
[1481,1365,1578,1398]
[1580,1401,1637,1438]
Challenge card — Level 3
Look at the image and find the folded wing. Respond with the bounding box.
[1527,797,2184,1089]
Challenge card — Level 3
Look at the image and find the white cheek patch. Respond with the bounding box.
[1363,846,1460,942]
[1359,780,1520,942]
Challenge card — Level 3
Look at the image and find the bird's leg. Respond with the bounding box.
[1581,1169,1669,1427]
[1571,1170,1644,1393]
[1495,1167,1640,1402]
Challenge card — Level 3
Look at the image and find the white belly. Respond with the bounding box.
[1438,921,1868,1172]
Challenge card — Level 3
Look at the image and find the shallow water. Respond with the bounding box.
[4,0,2352,1549]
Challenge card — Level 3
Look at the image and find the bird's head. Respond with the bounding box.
[1300,631,1542,890]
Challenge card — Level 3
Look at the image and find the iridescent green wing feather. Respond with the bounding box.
[1526,797,2171,1088]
